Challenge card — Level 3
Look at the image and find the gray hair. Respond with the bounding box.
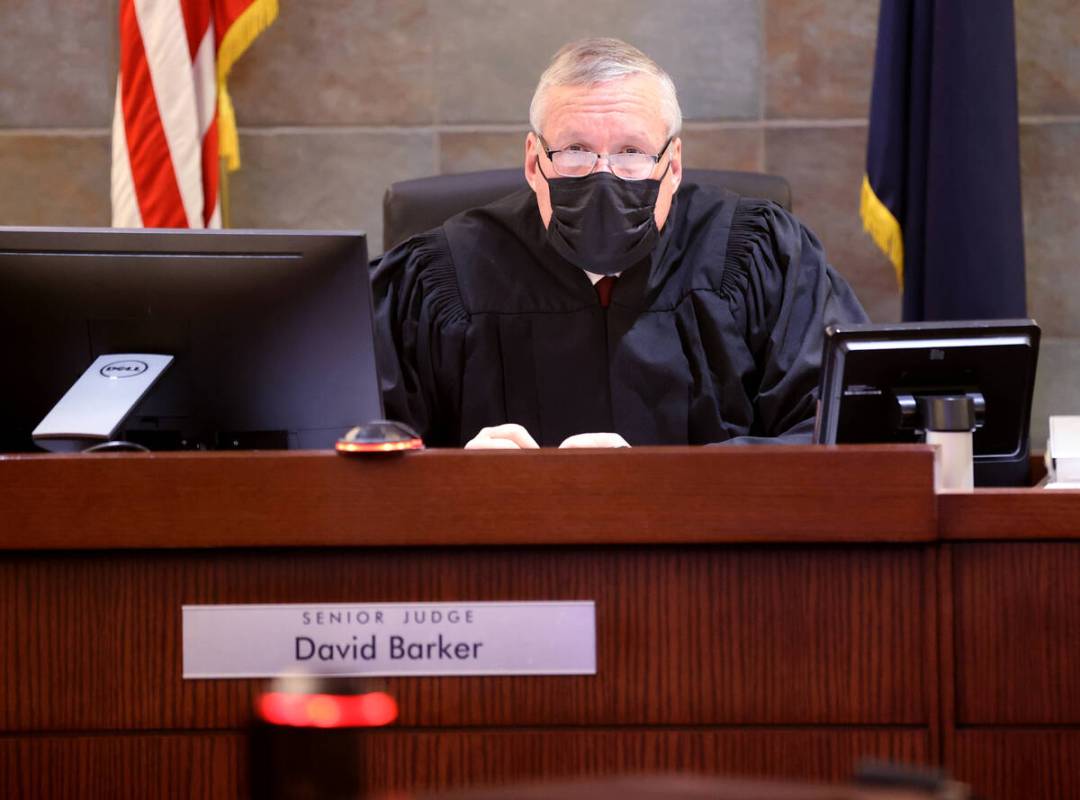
[529,38,683,140]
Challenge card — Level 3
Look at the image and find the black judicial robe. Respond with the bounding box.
[371,183,867,447]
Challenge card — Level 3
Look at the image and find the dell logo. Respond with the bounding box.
[929,349,945,361]
[100,359,149,378]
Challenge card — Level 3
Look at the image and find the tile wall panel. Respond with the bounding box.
[439,130,529,174]
[1030,338,1080,452]
[228,0,434,126]
[0,1,113,128]
[433,0,761,125]
[1016,0,1080,116]
[1021,122,1080,338]
[228,130,437,255]
[764,0,878,120]
[680,127,764,173]
[0,134,110,226]
[765,126,900,323]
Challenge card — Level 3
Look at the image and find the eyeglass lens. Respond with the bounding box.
[551,150,656,180]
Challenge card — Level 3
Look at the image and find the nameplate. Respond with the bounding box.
[182,601,596,679]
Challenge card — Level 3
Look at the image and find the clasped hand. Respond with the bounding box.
[464,424,630,449]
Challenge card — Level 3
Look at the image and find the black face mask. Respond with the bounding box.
[540,161,668,276]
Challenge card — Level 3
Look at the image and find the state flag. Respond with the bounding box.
[861,0,1026,321]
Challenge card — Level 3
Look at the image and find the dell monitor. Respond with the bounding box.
[814,319,1040,487]
[0,226,383,452]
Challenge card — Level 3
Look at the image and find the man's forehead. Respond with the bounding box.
[542,76,668,143]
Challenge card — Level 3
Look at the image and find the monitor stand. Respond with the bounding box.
[32,354,173,453]
[896,392,985,491]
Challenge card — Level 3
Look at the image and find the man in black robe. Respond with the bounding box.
[372,38,867,449]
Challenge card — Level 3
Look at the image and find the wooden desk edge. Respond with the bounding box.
[939,487,1080,540]
[1,445,938,550]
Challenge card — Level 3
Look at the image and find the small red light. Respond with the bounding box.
[257,691,399,729]
[335,438,423,454]
[258,693,307,727]
[305,694,343,727]
[354,691,398,727]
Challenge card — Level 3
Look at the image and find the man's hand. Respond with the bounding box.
[558,432,631,448]
[464,424,540,449]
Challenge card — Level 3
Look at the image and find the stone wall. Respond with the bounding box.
[1,0,1077,446]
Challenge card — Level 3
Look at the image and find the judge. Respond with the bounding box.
[372,38,867,449]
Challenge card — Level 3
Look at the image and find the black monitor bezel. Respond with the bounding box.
[814,319,1040,486]
[0,225,383,452]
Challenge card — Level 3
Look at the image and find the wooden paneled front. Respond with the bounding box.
[0,734,244,800]
[0,546,932,732]
[951,542,1080,725]
[0,730,932,800]
[940,492,1080,799]
[0,545,935,796]
[6,448,1080,798]
[952,731,1080,800]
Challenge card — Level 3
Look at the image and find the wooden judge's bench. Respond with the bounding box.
[1,446,1078,799]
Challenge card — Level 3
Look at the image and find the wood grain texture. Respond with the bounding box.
[934,547,955,769]
[1,728,929,800]
[952,730,1080,800]
[363,729,931,795]
[939,488,1080,540]
[952,543,1080,724]
[0,733,243,800]
[413,775,945,800]
[921,548,943,764]
[0,545,929,731]
[0,446,938,550]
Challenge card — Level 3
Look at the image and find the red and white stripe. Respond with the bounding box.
[111,0,220,228]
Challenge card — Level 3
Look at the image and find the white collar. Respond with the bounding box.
[584,270,621,285]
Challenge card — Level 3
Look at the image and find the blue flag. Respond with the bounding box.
[861,0,1026,321]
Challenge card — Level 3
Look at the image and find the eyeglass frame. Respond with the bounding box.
[534,133,674,181]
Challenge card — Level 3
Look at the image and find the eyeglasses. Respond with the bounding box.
[537,134,672,181]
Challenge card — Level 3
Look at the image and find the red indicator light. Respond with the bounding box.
[305,695,342,727]
[258,691,399,728]
[357,691,398,726]
[335,438,423,454]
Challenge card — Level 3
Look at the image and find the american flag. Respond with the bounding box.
[111,0,277,228]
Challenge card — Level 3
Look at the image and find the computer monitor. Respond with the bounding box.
[814,319,1040,487]
[0,226,383,452]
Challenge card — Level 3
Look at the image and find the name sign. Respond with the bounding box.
[182,601,596,679]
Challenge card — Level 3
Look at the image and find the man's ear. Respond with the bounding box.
[524,132,540,192]
[669,137,683,190]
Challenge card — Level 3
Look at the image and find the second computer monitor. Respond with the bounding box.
[0,226,383,452]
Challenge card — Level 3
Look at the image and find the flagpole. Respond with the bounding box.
[220,158,231,229]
